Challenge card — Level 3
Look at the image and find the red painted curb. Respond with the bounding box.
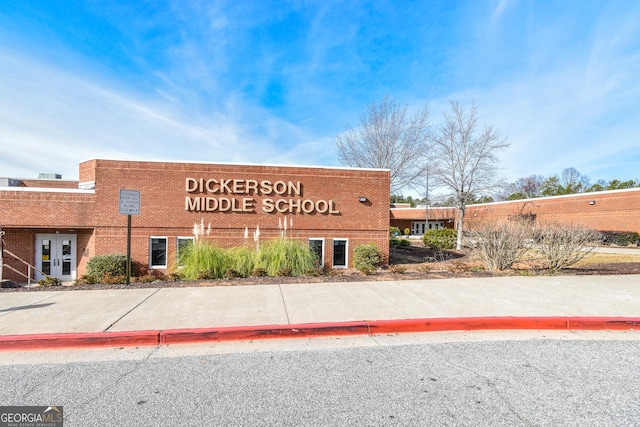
[159,321,370,345]
[567,318,640,330]
[0,330,160,351]
[367,317,572,334]
[1,317,639,351]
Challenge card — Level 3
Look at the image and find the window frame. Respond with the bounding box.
[332,238,348,269]
[308,238,325,268]
[149,236,168,269]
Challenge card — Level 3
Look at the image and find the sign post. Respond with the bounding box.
[119,190,140,285]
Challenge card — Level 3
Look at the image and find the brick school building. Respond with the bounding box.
[390,189,640,238]
[0,159,390,283]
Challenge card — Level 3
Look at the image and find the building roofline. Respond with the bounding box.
[390,187,640,210]
[81,158,391,173]
[0,187,95,194]
[470,187,640,207]
[390,206,456,211]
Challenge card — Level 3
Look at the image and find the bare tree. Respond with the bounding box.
[336,96,430,194]
[560,167,590,193]
[516,175,545,198]
[429,100,510,250]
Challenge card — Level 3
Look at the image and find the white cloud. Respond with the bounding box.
[434,2,640,184]
[0,47,333,180]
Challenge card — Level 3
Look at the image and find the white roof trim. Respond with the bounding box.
[0,187,94,194]
[81,158,391,173]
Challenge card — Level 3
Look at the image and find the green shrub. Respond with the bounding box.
[423,229,457,250]
[390,238,410,247]
[86,254,127,283]
[403,228,410,236]
[353,243,383,274]
[389,226,401,237]
[600,231,640,246]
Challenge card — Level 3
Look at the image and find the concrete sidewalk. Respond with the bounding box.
[1,274,640,350]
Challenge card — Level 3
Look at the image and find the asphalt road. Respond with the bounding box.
[2,331,640,426]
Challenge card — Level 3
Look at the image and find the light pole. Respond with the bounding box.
[425,168,430,234]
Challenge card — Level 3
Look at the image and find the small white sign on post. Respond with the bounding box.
[119,189,140,215]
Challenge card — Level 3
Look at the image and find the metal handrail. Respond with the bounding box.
[2,249,45,286]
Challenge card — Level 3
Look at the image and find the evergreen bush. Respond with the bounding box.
[86,254,127,283]
[423,229,457,250]
[390,238,411,247]
[600,231,640,246]
[353,243,383,274]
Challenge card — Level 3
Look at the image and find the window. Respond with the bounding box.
[150,237,168,268]
[308,238,324,268]
[411,222,425,235]
[332,238,348,268]
[177,236,194,267]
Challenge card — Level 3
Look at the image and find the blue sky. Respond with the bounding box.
[1,0,639,191]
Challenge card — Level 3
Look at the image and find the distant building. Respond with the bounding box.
[391,189,640,237]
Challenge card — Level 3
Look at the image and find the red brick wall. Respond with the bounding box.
[466,189,640,233]
[1,229,34,282]
[20,179,79,189]
[87,160,390,271]
[2,160,391,281]
[390,191,640,240]
[0,190,95,228]
[0,188,96,282]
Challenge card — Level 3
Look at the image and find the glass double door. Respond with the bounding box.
[411,221,445,235]
[35,234,76,282]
